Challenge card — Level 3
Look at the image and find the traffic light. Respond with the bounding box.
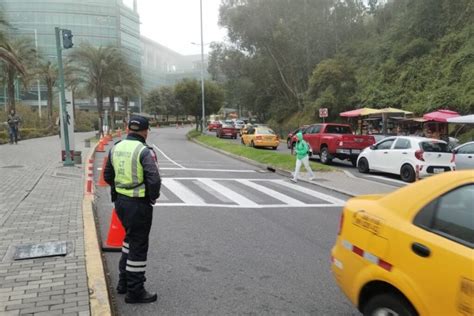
[62,29,73,49]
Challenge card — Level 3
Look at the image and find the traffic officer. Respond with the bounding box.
[104,115,161,304]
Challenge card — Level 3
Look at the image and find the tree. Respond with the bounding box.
[69,43,122,129]
[144,88,161,118]
[36,60,57,124]
[174,78,224,130]
[144,86,179,121]
[0,37,36,112]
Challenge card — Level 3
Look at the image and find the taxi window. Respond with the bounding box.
[257,129,275,135]
[414,184,474,248]
[458,144,474,154]
[375,139,395,150]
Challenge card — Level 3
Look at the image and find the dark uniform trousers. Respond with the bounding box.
[115,196,153,295]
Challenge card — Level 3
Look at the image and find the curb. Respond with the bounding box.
[189,137,357,198]
[82,144,113,316]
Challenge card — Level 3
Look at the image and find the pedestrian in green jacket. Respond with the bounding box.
[292,132,315,183]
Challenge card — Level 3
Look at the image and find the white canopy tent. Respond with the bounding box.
[447,115,474,124]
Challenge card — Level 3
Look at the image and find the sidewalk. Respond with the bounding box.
[0,133,94,315]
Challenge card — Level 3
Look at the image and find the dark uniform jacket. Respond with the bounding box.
[104,133,161,203]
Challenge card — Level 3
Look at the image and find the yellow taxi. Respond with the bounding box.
[241,127,279,150]
[331,171,473,316]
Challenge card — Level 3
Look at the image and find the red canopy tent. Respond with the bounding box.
[423,109,460,122]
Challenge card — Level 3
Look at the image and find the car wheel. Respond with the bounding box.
[358,158,370,173]
[287,139,291,149]
[250,141,255,148]
[400,164,416,183]
[320,147,332,164]
[241,137,245,145]
[363,293,417,316]
[272,146,277,150]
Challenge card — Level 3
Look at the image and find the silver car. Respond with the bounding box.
[454,141,474,170]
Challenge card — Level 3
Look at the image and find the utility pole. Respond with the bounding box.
[200,0,205,133]
[55,27,74,166]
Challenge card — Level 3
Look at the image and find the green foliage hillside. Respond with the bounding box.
[210,0,473,128]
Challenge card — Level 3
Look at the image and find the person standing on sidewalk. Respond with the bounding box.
[7,109,21,144]
[291,132,315,183]
[104,115,161,304]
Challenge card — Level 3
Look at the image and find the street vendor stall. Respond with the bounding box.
[422,109,460,142]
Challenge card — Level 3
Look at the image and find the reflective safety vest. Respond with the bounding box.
[111,140,147,198]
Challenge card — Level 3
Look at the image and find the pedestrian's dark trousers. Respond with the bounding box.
[9,126,18,144]
[115,196,153,296]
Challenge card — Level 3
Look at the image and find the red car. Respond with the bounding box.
[293,123,375,166]
[207,121,222,131]
[216,123,238,139]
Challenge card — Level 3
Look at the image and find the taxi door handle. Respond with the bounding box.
[383,151,388,154]
[402,152,408,155]
[411,242,431,258]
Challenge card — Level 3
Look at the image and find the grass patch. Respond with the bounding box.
[188,131,333,172]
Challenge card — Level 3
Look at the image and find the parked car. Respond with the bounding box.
[216,123,238,139]
[286,126,308,149]
[241,127,279,150]
[357,136,455,182]
[331,170,473,316]
[207,121,222,131]
[234,120,245,130]
[296,123,375,166]
[453,141,474,170]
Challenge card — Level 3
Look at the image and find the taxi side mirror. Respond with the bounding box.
[370,145,375,150]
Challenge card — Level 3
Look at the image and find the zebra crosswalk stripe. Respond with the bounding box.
[162,178,205,205]
[236,179,306,206]
[197,178,258,207]
[274,180,345,206]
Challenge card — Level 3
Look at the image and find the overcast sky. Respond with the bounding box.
[129,0,227,56]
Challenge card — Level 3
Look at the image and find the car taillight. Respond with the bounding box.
[337,212,344,235]
[339,141,344,146]
[256,136,262,140]
[415,150,425,161]
[451,152,455,163]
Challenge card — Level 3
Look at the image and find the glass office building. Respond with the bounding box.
[0,0,141,109]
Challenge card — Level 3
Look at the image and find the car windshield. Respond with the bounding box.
[325,125,352,134]
[420,141,450,152]
[257,129,275,135]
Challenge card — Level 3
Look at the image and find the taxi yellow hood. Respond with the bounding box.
[349,194,386,202]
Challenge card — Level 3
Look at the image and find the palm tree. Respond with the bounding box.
[68,43,122,130]
[36,60,57,123]
[112,62,142,128]
[0,37,36,112]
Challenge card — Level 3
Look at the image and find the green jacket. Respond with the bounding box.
[295,132,309,160]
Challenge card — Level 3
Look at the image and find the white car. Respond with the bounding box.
[357,136,455,182]
[234,120,245,130]
[453,141,474,170]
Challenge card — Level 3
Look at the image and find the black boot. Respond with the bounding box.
[116,281,127,294]
[125,289,157,304]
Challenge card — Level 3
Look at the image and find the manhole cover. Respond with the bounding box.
[1,165,24,169]
[13,241,68,260]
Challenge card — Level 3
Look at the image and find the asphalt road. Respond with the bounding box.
[95,127,360,315]
[207,130,408,188]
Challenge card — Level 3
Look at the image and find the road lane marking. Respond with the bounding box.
[192,180,234,204]
[162,178,205,205]
[236,179,306,206]
[366,175,406,185]
[152,144,185,169]
[159,167,256,172]
[197,178,258,207]
[153,203,341,208]
[274,180,345,206]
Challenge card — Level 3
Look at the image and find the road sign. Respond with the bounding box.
[319,108,328,118]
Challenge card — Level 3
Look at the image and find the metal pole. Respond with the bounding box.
[200,0,205,133]
[34,29,42,118]
[55,27,73,166]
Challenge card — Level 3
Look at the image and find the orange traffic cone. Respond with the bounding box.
[97,156,109,187]
[103,208,125,252]
[96,138,105,152]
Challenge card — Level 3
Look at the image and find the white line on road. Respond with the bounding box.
[159,167,256,173]
[275,180,346,206]
[366,175,407,185]
[153,203,341,208]
[197,178,258,207]
[162,178,205,205]
[153,144,185,169]
[237,179,306,206]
